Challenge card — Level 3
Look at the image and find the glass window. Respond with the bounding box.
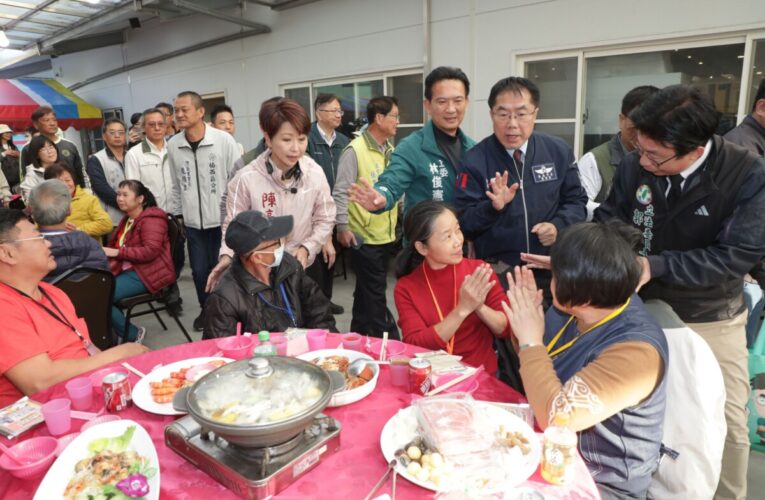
[315,80,384,137]
[534,123,575,150]
[583,44,745,152]
[746,39,765,109]
[284,87,311,115]
[525,58,578,119]
[388,73,424,124]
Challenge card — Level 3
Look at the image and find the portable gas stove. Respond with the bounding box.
[165,413,341,499]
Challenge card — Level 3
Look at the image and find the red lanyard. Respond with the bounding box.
[422,264,457,354]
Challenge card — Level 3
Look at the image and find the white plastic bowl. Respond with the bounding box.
[297,349,379,407]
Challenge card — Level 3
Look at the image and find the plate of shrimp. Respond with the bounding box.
[131,357,232,415]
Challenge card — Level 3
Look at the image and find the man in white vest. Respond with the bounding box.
[86,119,127,228]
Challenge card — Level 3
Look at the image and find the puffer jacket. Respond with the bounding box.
[219,150,336,267]
[202,253,336,339]
[107,206,175,294]
[68,186,113,237]
[42,229,109,283]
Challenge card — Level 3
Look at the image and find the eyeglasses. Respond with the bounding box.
[105,130,126,137]
[317,109,344,116]
[386,113,400,121]
[492,108,538,123]
[634,144,677,167]
[0,234,46,244]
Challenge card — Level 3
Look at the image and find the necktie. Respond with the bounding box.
[513,149,523,169]
[666,174,683,207]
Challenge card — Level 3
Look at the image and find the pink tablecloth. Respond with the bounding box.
[0,335,599,499]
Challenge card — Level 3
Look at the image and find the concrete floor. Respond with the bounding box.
[136,257,765,494]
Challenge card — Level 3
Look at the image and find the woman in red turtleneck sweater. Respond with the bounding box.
[393,201,510,373]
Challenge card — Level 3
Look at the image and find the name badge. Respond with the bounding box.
[531,163,558,183]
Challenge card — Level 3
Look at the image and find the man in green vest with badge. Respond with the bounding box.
[333,96,400,339]
[577,85,658,220]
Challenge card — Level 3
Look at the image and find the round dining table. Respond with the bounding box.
[0,334,600,499]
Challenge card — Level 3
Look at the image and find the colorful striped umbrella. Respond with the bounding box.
[0,78,103,130]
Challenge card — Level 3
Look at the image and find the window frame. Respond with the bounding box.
[515,32,765,157]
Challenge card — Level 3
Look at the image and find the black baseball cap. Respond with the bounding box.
[225,210,293,255]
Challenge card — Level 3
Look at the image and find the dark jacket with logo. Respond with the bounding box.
[595,136,765,322]
[455,132,587,266]
[307,122,350,190]
[202,253,336,339]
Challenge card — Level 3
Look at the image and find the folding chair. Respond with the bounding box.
[51,266,116,350]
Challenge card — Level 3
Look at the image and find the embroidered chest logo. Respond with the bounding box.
[636,184,652,205]
[531,163,557,183]
[632,203,655,255]
[428,160,449,201]
[208,153,218,195]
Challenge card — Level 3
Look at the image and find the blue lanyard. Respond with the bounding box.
[257,282,296,327]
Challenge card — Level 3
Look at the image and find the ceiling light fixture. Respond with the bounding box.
[0,31,9,48]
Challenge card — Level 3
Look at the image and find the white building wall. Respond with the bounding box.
[57,0,765,148]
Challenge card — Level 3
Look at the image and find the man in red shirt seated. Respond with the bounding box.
[0,208,148,408]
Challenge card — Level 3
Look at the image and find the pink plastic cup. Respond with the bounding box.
[389,356,411,387]
[341,333,363,351]
[306,329,328,351]
[41,398,71,436]
[65,377,93,411]
[271,334,288,356]
[216,336,254,360]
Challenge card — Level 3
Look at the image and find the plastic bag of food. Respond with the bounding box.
[414,393,492,456]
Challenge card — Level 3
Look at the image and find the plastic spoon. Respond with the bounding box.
[0,441,29,465]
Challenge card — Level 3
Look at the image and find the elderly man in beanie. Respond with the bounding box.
[202,210,335,338]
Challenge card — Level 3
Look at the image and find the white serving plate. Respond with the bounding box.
[34,419,160,500]
[379,402,542,493]
[297,349,379,407]
[132,357,233,416]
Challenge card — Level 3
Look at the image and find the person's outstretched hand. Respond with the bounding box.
[502,266,545,346]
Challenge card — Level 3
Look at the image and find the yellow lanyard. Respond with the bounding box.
[546,298,631,358]
[118,219,134,248]
[423,264,457,355]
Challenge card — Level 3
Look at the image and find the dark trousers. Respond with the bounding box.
[186,226,221,307]
[306,242,335,302]
[349,242,399,339]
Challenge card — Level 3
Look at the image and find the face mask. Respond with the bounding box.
[269,244,284,268]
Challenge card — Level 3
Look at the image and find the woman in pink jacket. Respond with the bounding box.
[206,98,336,291]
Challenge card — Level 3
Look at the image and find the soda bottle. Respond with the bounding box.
[253,331,277,357]
[541,412,578,485]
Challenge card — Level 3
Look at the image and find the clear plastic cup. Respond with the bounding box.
[41,398,71,436]
[389,356,411,387]
[65,377,93,410]
[341,333,362,351]
[306,329,328,351]
[271,335,288,356]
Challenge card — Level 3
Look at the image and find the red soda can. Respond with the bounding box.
[408,358,432,395]
[103,372,132,412]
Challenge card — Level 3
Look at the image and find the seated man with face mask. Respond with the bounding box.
[202,210,336,338]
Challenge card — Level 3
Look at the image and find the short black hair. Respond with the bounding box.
[629,84,719,157]
[102,118,126,133]
[27,135,57,168]
[211,104,234,122]
[0,209,27,243]
[753,78,765,112]
[142,107,165,122]
[314,93,340,110]
[31,106,55,122]
[155,102,173,114]
[367,96,399,124]
[176,91,204,109]
[488,77,540,109]
[621,85,660,116]
[43,162,76,181]
[130,112,142,126]
[550,220,642,308]
[424,66,470,101]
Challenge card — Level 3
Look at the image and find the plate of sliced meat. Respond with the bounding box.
[131,357,232,415]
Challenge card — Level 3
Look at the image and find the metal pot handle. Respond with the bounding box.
[172,386,191,412]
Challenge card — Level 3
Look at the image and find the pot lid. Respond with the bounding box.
[186,356,330,427]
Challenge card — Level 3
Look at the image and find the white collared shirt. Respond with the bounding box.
[317,124,336,147]
[664,139,712,195]
[507,141,529,164]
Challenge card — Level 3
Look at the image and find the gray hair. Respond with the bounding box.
[28,179,71,226]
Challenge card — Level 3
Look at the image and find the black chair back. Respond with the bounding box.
[51,266,116,350]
